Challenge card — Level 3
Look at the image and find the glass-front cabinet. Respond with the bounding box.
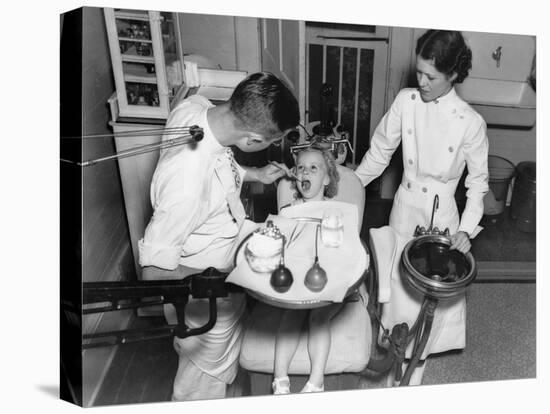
[104,8,186,119]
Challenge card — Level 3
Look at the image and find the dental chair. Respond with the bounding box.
[238,164,375,393]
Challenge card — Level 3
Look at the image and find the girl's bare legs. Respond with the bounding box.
[306,303,343,388]
[273,309,309,390]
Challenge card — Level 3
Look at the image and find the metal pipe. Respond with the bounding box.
[429,194,439,231]
[400,298,438,386]
[410,308,426,357]
[174,297,218,338]
[62,125,201,139]
[82,299,166,315]
[79,134,196,167]
[82,326,177,349]
[61,125,204,167]
[407,297,429,339]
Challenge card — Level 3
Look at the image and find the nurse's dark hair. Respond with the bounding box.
[416,30,472,84]
[229,72,300,140]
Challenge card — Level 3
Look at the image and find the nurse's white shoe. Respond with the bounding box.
[301,381,324,393]
[272,376,290,394]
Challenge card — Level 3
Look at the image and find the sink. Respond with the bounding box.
[455,78,536,127]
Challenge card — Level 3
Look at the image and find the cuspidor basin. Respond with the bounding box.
[401,234,477,300]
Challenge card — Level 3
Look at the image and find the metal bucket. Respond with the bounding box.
[482,155,516,226]
[510,161,536,233]
[401,234,477,300]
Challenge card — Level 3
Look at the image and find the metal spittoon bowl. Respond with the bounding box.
[401,233,477,300]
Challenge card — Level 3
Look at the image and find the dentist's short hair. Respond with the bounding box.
[229,72,300,141]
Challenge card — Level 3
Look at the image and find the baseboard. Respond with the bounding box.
[475,261,536,283]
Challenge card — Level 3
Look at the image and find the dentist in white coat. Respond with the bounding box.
[355,30,489,384]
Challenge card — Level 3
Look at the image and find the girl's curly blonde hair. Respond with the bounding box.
[292,144,340,200]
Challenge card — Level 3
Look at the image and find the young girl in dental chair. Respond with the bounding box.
[272,145,341,394]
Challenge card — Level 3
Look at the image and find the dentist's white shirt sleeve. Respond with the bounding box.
[354,91,405,187]
[138,160,205,270]
[457,117,489,236]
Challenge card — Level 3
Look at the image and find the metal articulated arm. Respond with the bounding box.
[80,267,238,349]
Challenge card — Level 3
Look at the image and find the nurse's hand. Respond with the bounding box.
[450,231,471,254]
[243,162,292,184]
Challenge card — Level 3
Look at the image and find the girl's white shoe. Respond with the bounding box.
[272,376,291,394]
[301,381,324,393]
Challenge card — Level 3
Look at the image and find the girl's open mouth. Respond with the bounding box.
[301,180,311,191]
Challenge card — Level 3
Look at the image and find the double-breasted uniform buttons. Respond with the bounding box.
[422,187,427,193]
[407,182,411,189]
[407,128,413,135]
[411,93,416,100]
[408,159,413,165]
[449,146,454,153]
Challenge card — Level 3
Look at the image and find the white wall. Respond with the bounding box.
[487,126,536,167]
[177,13,261,74]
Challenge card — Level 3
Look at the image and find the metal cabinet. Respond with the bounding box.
[104,8,186,119]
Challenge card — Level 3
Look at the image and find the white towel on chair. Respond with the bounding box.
[368,226,410,303]
[227,201,368,303]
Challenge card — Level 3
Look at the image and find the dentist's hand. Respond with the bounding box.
[450,231,471,254]
[244,162,294,185]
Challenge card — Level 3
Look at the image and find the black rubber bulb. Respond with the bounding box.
[304,224,327,292]
[270,235,293,293]
[270,264,293,293]
[304,259,327,292]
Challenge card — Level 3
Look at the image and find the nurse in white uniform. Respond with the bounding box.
[354,30,489,384]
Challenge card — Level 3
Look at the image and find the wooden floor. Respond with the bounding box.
[93,317,177,406]
[93,314,388,406]
[471,207,536,262]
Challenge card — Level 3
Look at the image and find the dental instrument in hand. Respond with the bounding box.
[268,161,302,182]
